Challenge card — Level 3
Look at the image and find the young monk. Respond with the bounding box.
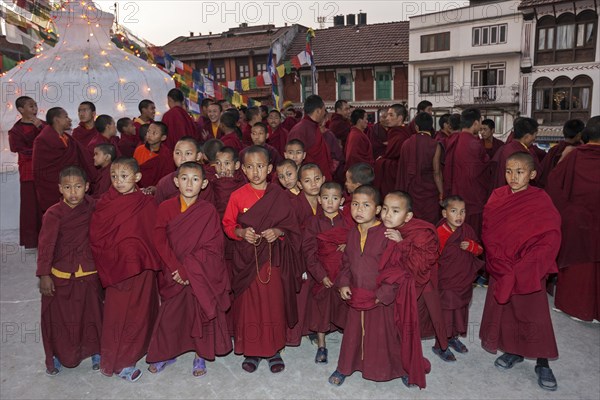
[276,159,300,195]
[91,143,116,198]
[538,118,584,188]
[198,101,223,143]
[345,109,374,170]
[72,101,97,147]
[480,119,504,160]
[37,166,102,376]
[202,138,224,180]
[89,157,161,382]
[222,146,303,374]
[480,152,561,391]
[162,88,197,150]
[88,114,120,155]
[8,96,44,248]
[133,99,155,138]
[213,146,245,217]
[342,162,375,222]
[329,185,404,386]
[242,106,262,146]
[304,182,351,364]
[117,117,140,158]
[133,121,175,188]
[219,111,244,152]
[437,195,484,353]
[244,122,283,166]
[284,139,306,168]
[147,162,232,376]
[267,109,289,157]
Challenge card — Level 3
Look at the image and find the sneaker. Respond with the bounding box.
[535,365,557,391]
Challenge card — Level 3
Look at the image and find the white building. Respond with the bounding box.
[408,0,524,138]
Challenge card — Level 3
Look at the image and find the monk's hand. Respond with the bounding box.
[32,117,44,128]
[460,241,470,250]
[322,277,333,288]
[141,186,156,195]
[384,229,403,242]
[261,228,282,243]
[39,275,55,296]
[339,286,352,301]
[172,270,186,285]
[336,244,346,253]
[238,227,260,244]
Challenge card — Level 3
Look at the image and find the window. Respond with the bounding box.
[255,62,267,75]
[301,74,314,102]
[473,24,508,46]
[421,32,450,52]
[420,69,451,94]
[215,64,226,81]
[236,58,250,79]
[535,11,597,65]
[337,72,353,101]
[533,75,592,124]
[375,71,392,100]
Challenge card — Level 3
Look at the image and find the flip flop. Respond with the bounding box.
[192,357,207,377]
[328,370,346,386]
[118,366,142,382]
[91,354,101,371]
[315,347,328,364]
[535,365,557,391]
[494,353,524,370]
[448,338,468,353]
[267,353,285,373]
[147,358,177,374]
[241,357,261,373]
[432,346,457,362]
[45,356,62,376]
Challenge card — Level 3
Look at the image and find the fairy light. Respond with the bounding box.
[119,78,126,83]
[104,62,111,67]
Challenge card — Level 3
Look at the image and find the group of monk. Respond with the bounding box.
[7,88,599,391]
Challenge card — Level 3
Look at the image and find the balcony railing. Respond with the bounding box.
[455,85,519,105]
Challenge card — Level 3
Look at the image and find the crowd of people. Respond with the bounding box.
[7,88,599,391]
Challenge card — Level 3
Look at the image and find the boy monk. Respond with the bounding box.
[276,159,300,195]
[117,117,140,158]
[88,114,120,155]
[222,146,303,373]
[8,96,44,248]
[538,118,584,188]
[345,109,374,170]
[133,99,155,138]
[329,185,404,386]
[267,109,289,157]
[213,146,245,217]
[241,122,283,167]
[133,121,175,188]
[91,143,116,198]
[342,163,375,223]
[147,162,232,376]
[304,182,350,364]
[162,89,197,150]
[89,157,161,382]
[480,152,561,391]
[37,166,102,376]
[284,139,306,168]
[437,195,484,353]
[219,111,244,152]
[72,101,97,147]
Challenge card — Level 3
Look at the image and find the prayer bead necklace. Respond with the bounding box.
[253,236,272,284]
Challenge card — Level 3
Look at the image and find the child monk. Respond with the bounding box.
[202,138,225,179]
[72,101,97,147]
[89,157,161,382]
[267,109,289,157]
[329,185,404,386]
[276,159,300,195]
[37,166,102,376]
[219,111,243,152]
[284,139,306,168]
[133,99,155,138]
[88,114,120,155]
[437,195,484,353]
[304,182,351,364]
[91,143,116,198]
[480,152,561,391]
[117,117,140,158]
[8,96,44,248]
[342,162,375,223]
[241,122,283,166]
[133,121,175,188]
[222,146,303,373]
[147,162,232,376]
[213,146,245,217]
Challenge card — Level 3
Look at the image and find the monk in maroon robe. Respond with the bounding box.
[538,119,584,188]
[480,152,561,391]
[368,109,388,159]
[281,104,299,132]
[117,117,141,158]
[547,129,600,322]
[8,97,44,248]
[37,167,102,375]
[87,115,121,158]
[162,89,198,150]
[72,102,98,147]
[267,110,289,157]
[288,95,333,181]
[91,165,111,198]
[479,118,504,160]
[154,169,215,205]
[328,100,352,146]
[345,109,374,171]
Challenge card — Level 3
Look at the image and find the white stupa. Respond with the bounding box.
[0,1,174,230]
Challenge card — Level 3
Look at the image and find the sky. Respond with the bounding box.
[93,0,470,45]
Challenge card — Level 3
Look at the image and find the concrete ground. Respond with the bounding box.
[1,228,598,400]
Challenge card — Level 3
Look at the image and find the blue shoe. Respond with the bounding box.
[91,354,101,371]
[46,356,62,376]
[118,366,142,382]
[535,366,557,391]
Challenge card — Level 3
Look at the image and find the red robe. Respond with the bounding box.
[304,211,350,332]
[443,131,491,239]
[288,116,333,181]
[328,113,351,145]
[368,123,387,160]
[434,130,451,146]
[345,127,374,170]
[373,125,411,197]
[153,170,216,206]
[323,129,345,181]
[87,133,120,156]
[8,120,43,247]
[147,197,232,362]
[481,137,504,160]
[336,223,408,382]
[37,196,102,371]
[212,169,246,218]
[267,125,289,157]
[91,165,111,198]
[281,115,299,132]
[220,132,243,153]
[161,105,197,151]
[480,186,561,358]
[134,144,176,188]
[490,140,542,190]
[241,124,253,147]
[72,123,98,147]
[396,133,441,225]
[538,141,577,189]
[89,187,160,375]
[547,144,600,321]
[118,132,141,158]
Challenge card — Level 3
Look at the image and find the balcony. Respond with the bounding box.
[455,85,519,106]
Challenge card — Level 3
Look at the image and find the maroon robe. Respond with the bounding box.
[328,113,351,145]
[288,116,333,181]
[137,145,176,188]
[220,132,243,153]
[195,115,211,143]
[396,133,441,225]
[91,165,111,198]
[336,224,407,382]
[87,133,120,155]
[267,125,289,157]
[490,140,542,190]
[547,144,600,321]
[154,170,216,206]
[89,186,160,375]
[72,123,98,147]
[538,141,577,189]
[434,130,451,146]
[531,144,547,162]
[8,120,43,247]
[368,123,387,159]
[480,186,561,358]
[443,131,490,239]
[161,105,197,151]
[147,197,232,362]
[118,132,141,158]
[373,125,411,197]
[37,196,102,371]
[281,115,299,132]
[133,118,152,139]
[212,170,246,218]
[241,124,253,147]
[345,127,374,170]
[481,136,504,160]
[323,129,344,173]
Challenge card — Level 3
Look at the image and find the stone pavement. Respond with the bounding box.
[1,229,598,400]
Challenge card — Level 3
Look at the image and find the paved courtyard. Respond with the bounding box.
[0,229,598,400]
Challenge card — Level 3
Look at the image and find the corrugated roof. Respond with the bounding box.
[518,0,572,9]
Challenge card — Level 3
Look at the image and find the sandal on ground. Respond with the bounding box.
[192,357,207,377]
[118,366,142,382]
[241,357,261,373]
[267,353,285,373]
[328,370,346,386]
[535,366,557,391]
[401,376,417,388]
[45,356,62,376]
[315,347,328,364]
[147,358,177,374]
[494,353,524,370]
[91,354,101,371]
[448,338,468,353]
[432,346,457,362]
